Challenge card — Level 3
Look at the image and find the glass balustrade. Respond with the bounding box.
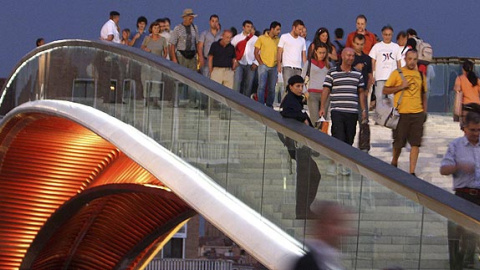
[2,40,480,269]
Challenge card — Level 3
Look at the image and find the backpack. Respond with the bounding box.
[413,37,433,63]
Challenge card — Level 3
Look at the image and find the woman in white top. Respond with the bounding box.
[396,31,408,67]
[302,42,330,124]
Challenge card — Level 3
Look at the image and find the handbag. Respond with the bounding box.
[453,91,463,122]
[315,116,329,134]
[377,69,406,130]
[304,58,312,90]
[359,121,371,151]
[382,107,400,129]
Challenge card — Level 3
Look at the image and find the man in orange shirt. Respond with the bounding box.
[345,14,377,55]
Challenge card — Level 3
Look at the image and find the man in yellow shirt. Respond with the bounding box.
[254,21,281,107]
[383,50,427,176]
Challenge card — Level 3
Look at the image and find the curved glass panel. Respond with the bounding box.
[2,40,480,269]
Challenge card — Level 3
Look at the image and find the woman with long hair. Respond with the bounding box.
[302,42,330,124]
[307,27,337,62]
[454,60,480,123]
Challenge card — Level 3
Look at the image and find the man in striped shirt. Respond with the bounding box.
[320,48,367,146]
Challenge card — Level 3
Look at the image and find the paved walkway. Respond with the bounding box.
[363,113,462,191]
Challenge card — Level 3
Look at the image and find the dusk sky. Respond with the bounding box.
[1,0,478,78]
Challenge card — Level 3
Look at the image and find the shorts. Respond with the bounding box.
[393,112,425,148]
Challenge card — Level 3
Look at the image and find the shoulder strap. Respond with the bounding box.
[396,68,407,108]
[419,70,425,92]
[334,40,344,49]
[306,59,313,77]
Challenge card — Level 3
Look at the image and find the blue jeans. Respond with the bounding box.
[234,64,257,97]
[257,64,277,107]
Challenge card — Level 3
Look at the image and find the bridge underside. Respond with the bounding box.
[0,112,195,269]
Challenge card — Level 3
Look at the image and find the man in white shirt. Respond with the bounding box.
[231,20,258,97]
[369,25,401,122]
[158,18,172,60]
[100,11,121,44]
[277,19,307,99]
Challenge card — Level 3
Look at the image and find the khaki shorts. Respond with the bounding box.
[210,67,234,89]
[393,112,426,148]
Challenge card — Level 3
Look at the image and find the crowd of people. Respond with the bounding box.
[98,10,436,174]
[97,9,480,269]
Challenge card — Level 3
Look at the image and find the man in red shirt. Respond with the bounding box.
[345,14,377,55]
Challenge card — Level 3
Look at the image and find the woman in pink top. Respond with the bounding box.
[454,60,480,123]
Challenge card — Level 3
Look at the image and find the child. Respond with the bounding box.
[121,28,131,45]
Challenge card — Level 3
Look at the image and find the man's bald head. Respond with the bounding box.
[342,47,355,57]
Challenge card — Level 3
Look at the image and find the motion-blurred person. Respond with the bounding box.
[441,110,480,270]
[292,200,352,270]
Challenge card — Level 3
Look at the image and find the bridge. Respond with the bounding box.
[0,40,479,270]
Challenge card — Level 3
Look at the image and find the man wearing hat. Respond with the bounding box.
[169,8,200,70]
[169,8,201,107]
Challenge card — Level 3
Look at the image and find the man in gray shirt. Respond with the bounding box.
[169,8,200,71]
[169,9,201,107]
[198,15,221,77]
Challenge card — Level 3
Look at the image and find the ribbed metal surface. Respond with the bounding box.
[31,193,190,270]
[0,113,192,269]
